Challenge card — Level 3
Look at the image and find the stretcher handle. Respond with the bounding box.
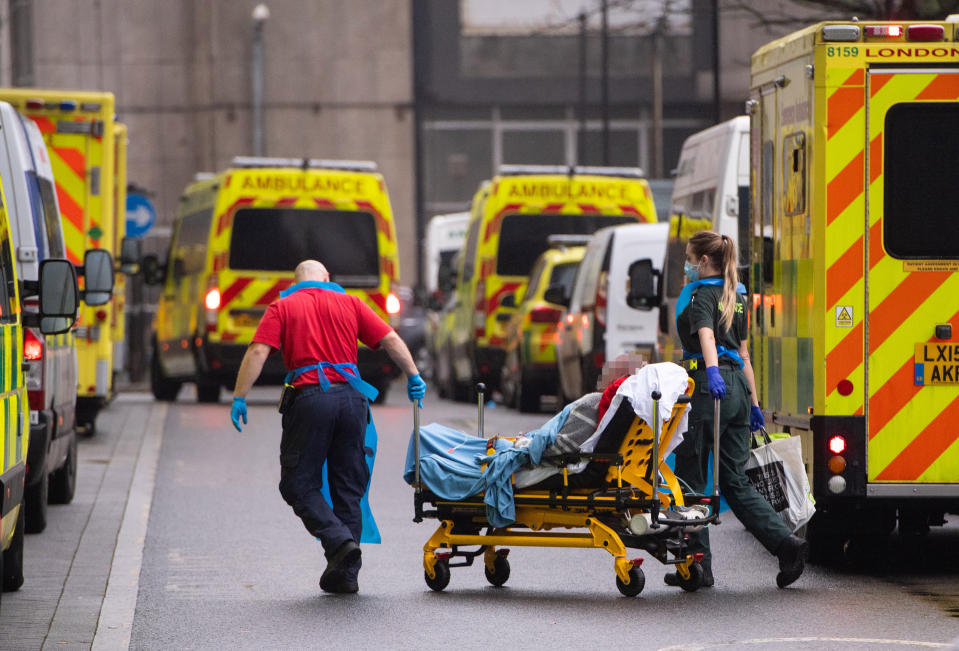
[712,397,721,524]
[649,390,661,529]
[413,399,421,493]
[476,383,486,438]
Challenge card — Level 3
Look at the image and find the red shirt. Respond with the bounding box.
[597,375,628,422]
[252,288,392,387]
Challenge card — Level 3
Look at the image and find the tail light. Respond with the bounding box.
[474,279,487,337]
[828,435,846,455]
[24,330,43,361]
[529,307,562,324]
[205,275,220,332]
[95,309,108,322]
[864,25,902,38]
[595,271,608,327]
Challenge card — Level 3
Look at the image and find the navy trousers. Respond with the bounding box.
[278,384,369,576]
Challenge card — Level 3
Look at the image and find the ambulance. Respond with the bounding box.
[0,90,138,435]
[0,175,80,611]
[748,20,959,558]
[146,157,402,402]
[424,211,469,299]
[442,165,656,398]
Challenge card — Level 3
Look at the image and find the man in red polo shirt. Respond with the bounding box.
[231,259,426,594]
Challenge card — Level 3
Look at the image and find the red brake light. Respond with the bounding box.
[837,379,854,396]
[907,25,944,41]
[828,435,846,455]
[864,25,902,38]
[95,309,108,322]
[386,292,401,315]
[205,288,221,310]
[24,331,42,361]
[529,307,562,324]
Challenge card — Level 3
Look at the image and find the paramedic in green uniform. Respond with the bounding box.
[665,230,808,589]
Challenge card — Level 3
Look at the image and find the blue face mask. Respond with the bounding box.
[684,261,700,281]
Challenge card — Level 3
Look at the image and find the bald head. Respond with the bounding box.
[294,260,330,283]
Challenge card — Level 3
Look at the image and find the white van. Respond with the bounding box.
[659,116,750,363]
[0,102,85,532]
[424,211,469,298]
[554,222,668,401]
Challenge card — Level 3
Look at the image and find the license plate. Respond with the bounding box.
[232,313,258,328]
[914,342,959,385]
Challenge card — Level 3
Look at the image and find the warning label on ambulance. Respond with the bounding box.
[836,306,853,327]
[903,260,959,272]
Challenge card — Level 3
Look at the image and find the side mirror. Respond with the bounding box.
[544,283,570,308]
[500,292,516,309]
[627,259,660,309]
[119,236,142,274]
[140,254,165,286]
[36,259,79,335]
[80,249,115,306]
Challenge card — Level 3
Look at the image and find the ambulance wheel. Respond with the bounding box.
[196,381,220,403]
[616,567,645,597]
[49,432,78,505]
[24,471,48,534]
[2,504,25,592]
[517,370,541,414]
[679,562,704,592]
[425,561,451,592]
[484,557,510,587]
[151,349,182,402]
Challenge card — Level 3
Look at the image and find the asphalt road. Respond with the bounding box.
[2,383,958,650]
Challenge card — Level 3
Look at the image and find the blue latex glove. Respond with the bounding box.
[231,397,247,432]
[407,373,426,408]
[705,366,727,400]
[750,405,765,432]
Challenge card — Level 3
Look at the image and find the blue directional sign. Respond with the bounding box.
[126,193,156,238]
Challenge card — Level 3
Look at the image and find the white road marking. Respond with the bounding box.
[92,402,167,650]
[658,638,953,650]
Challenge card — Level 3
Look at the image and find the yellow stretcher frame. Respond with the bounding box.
[412,379,716,595]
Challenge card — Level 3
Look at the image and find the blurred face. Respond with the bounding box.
[597,352,649,390]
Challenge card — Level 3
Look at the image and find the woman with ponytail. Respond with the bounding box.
[665,230,807,589]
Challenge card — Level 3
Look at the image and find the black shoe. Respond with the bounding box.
[775,534,808,589]
[664,567,714,588]
[320,540,361,593]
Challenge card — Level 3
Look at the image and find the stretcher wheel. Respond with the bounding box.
[679,562,704,593]
[425,561,451,592]
[616,567,645,597]
[484,557,510,587]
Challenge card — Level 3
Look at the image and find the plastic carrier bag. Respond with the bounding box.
[744,429,816,532]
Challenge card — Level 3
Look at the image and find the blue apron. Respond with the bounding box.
[675,278,747,369]
[280,280,382,544]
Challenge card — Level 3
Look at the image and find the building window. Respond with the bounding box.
[10,0,34,87]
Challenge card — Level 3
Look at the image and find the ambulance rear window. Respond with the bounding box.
[885,103,959,259]
[497,213,634,276]
[229,208,379,282]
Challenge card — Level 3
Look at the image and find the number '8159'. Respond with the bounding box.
[826,46,859,57]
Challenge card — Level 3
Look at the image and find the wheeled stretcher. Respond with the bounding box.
[408,377,721,596]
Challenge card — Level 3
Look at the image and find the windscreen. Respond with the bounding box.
[497,213,634,276]
[884,102,959,259]
[549,262,579,292]
[229,208,379,282]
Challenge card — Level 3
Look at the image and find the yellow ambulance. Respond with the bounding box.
[748,20,959,559]
[0,90,136,435]
[146,157,402,402]
[441,165,656,398]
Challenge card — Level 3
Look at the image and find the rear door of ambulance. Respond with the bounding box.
[864,67,959,495]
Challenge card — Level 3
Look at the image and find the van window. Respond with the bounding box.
[461,216,482,282]
[524,258,546,302]
[229,208,379,279]
[37,176,65,258]
[782,132,805,216]
[173,208,213,276]
[570,234,609,311]
[23,172,48,259]
[497,213,634,276]
[549,262,579,293]
[884,102,959,259]
[0,221,15,322]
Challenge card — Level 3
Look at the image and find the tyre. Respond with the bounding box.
[425,560,451,592]
[616,566,645,597]
[196,381,220,403]
[500,358,517,409]
[50,432,78,505]
[678,562,704,592]
[24,471,48,534]
[517,369,541,413]
[151,347,182,402]
[2,504,25,592]
[484,556,510,587]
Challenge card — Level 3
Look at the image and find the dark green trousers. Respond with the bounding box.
[673,366,791,571]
